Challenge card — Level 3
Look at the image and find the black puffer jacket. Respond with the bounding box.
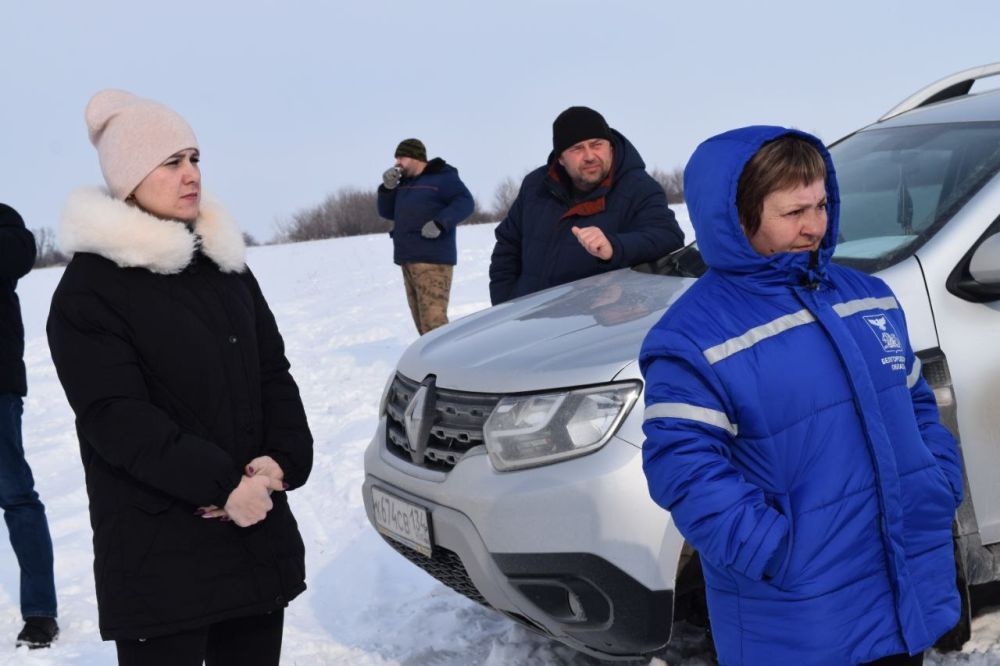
[0,203,36,396]
[47,188,313,640]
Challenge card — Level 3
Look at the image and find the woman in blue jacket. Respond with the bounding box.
[641,127,962,665]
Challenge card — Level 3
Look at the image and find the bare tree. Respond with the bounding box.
[332,189,393,237]
[275,187,390,243]
[490,176,520,221]
[650,167,685,204]
[463,198,495,225]
[32,227,69,268]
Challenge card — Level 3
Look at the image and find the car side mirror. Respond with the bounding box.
[948,230,1000,302]
[969,232,1000,285]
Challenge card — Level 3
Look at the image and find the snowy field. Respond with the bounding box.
[4,216,1000,665]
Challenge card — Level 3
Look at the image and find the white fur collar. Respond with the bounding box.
[59,187,246,274]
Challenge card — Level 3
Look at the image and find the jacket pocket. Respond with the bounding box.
[121,484,175,579]
[933,462,963,510]
[927,464,961,520]
[763,492,795,589]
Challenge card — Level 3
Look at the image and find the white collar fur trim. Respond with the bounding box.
[59,187,246,274]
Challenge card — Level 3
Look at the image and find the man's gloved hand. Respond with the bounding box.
[382,165,403,190]
[421,221,443,239]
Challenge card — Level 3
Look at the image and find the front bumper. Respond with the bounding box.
[362,417,685,659]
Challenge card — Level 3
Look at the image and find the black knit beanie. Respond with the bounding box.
[552,106,612,155]
[395,138,427,162]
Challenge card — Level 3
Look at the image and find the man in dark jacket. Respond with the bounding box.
[377,138,475,335]
[489,106,685,305]
[0,203,59,649]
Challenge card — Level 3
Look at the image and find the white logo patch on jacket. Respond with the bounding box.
[863,313,903,352]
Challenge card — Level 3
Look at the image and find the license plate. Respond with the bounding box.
[371,487,433,557]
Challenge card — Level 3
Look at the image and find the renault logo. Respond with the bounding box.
[404,377,437,465]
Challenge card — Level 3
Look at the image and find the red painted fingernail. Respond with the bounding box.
[282,482,289,490]
[247,466,255,475]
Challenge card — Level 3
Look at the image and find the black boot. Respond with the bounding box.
[16,617,59,649]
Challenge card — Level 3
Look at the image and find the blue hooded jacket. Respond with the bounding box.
[377,158,474,266]
[488,129,684,304]
[640,127,963,665]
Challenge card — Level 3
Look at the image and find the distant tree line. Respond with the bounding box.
[26,166,685,264]
[650,167,685,204]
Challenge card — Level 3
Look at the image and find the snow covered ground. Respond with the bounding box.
[4,216,1000,665]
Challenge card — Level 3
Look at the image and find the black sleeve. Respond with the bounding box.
[0,203,37,280]
[244,269,314,489]
[377,185,397,220]
[488,190,526,305]
[604,176,685,268]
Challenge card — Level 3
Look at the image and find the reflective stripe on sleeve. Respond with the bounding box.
[907,357,922,389]
[644,402,739,436]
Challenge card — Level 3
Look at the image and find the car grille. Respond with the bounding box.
[380,535,556,641]
[379,535,490,607]
[384,374,501,471]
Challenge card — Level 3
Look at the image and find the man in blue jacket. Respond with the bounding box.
[377,138,474,335]
[641,128,961,665]
[489,106,684,305]
[0,203,59,649]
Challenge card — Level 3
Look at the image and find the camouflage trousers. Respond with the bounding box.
[401,263,453,335]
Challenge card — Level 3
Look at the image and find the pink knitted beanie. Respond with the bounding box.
[85,90,199,200]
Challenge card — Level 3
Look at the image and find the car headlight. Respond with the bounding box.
[483,381,640,471]
[378,371,396,416]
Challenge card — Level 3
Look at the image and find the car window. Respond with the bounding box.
[831,122,1000,272]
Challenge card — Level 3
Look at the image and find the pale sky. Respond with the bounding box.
[2,1,998,241]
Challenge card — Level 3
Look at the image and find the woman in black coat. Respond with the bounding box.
[47,90,313,666]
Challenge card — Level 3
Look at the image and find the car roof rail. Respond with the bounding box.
[879,62,1000,122]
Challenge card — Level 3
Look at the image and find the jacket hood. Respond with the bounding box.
[684,126,840,288]
[422,157,450,174]
[59,187,246,274]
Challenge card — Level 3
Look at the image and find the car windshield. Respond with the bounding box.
[830,121,1000,272]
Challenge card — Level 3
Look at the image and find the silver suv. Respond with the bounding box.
[363,64,1000,661]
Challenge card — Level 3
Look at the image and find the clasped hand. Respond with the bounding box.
[197,455,286,527]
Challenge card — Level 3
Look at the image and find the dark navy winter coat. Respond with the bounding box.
[377,158,474,266]
[488,129,683,305]
[0,204,36,397]
[640,127,962,665]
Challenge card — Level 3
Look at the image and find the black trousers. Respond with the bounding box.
[115,609,284,666]
[862,652,924,665]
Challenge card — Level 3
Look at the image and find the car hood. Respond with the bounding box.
[396,268,694,393]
